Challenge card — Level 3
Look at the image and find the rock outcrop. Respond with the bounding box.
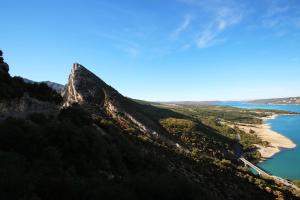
[63,63,180,147]
[0,51,60,120]
[0,50,10,80]
[0,94,59,120]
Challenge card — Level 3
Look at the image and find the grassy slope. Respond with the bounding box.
[151,104,298,159]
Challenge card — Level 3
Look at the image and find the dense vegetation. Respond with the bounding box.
[141,105,264,151]
[168,105,296,124]
[0,76,62,104]
[0,73,299,199]
[159,117,235,160]
[145,104,293,162]
[1,105,297,200]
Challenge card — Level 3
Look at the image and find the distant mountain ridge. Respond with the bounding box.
[246,97,300,105]
[158,101,218,106]
[21,77,65,93]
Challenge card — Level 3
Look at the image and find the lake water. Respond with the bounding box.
[217,101,300,112]
[217,102,300,180]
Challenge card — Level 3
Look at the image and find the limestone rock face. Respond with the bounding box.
[0,50,49,120]
[64,63,107,107]
[0,94,58,120]
[63,63,179,147]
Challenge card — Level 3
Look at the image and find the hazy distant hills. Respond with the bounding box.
[160,97,300,106]
[21,77,65,93]
[246,97,300,105]
[158,101,218,106]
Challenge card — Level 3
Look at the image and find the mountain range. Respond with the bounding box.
[21,77,65,93]
[245,97,300,105]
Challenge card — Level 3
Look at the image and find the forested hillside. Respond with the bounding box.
[0,60,299,199]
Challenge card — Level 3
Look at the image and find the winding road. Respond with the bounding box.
[239,157,299,190]
[240,157,269,176]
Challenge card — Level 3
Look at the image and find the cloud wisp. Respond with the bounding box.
[171,15,192,39]
[178,0,244,48]
[197,4,243,48]
[122,45,140,57]
[196,30,216,48]
[96,32,141,57]
[95,0,300,58]
[260,0,300,34]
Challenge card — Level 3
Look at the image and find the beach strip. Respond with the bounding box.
[237,115,296,160]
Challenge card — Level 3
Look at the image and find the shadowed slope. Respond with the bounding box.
[63,63,180,147]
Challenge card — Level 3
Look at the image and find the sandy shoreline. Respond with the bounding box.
[236,114,296,161]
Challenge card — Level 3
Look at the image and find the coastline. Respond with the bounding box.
[244,102,300,106]
[237,114,296,161]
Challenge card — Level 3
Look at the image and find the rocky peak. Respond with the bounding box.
[63,63,181,148]
[64,63,113,107]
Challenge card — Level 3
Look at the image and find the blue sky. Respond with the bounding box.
[1,0,300,101]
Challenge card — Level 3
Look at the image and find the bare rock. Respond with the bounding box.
[63,63,180,148]
[0,94,59,120]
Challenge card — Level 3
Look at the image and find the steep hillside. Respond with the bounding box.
[63,63,181,148]
[0,57,62,120]
[0,59,299,199]
[1,105,286,200]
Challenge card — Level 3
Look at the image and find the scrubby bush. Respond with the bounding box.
[0,76,62,104]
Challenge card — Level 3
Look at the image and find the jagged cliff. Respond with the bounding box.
[63,63,180,147]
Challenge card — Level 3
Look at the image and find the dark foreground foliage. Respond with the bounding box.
[0,76,62,104]
[1,105,296,200]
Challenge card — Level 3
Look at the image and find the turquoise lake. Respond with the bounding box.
[217,101,300,112]
[217,102,300,180]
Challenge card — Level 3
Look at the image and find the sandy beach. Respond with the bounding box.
[236,115,296,161]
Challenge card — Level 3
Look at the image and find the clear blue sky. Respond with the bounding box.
[1,0,300,101]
